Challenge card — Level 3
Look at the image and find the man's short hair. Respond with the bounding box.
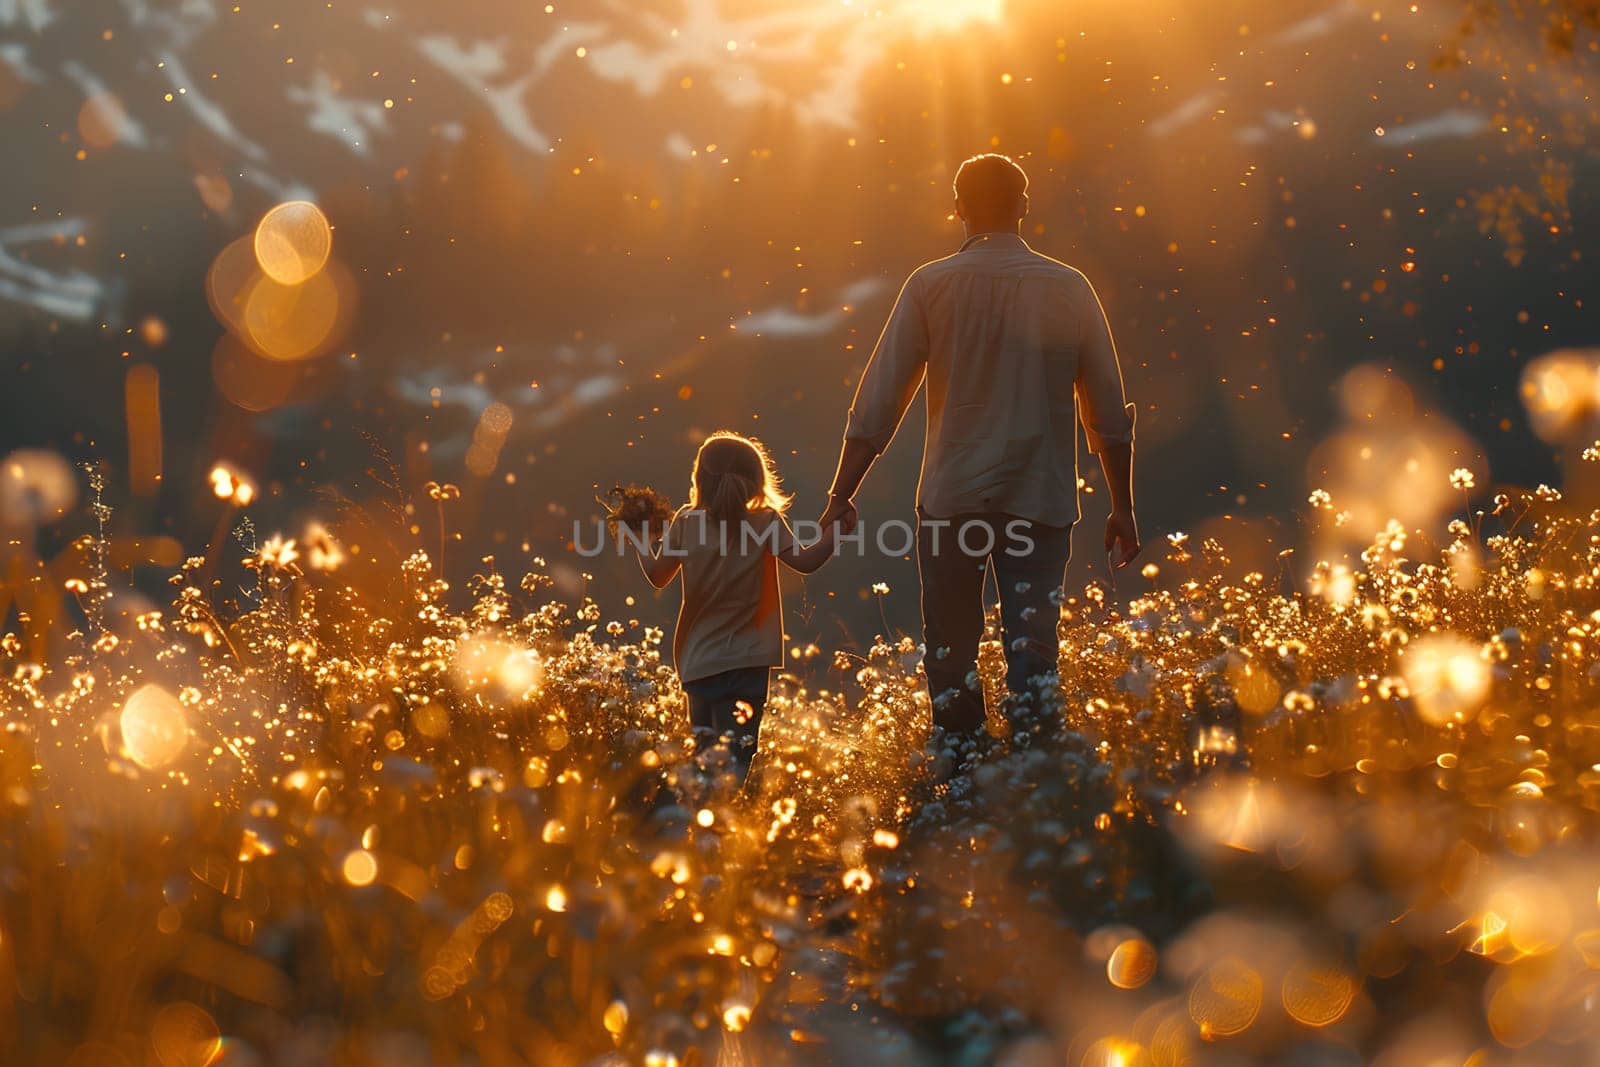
[953,153,1029,218]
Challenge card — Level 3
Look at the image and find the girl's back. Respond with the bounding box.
[667,506,796,684]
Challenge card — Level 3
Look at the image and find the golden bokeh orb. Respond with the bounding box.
[0,448,78,525]
[120,683,188,770]
[212,333,304,412]
[254,200,333,285]
[1402,633,1491,726]
[205,235,259,338]
[1281,963,1357,1028]
[1108,938,1160,990]
[150,1001,222,1067]
[341,849,379,887]
[722,1001,752,1032]
[243,268,342,362]
[1187,957,1262,1039]
[1081,1037,1148,1067]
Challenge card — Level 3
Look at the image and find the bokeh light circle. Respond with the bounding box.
[1401,633,1490,726]
[1081,1036,1148,1067]
[1108,938,1160,989]
[150,1001,221,1067]
[205,236,260,338]
[0,448,78,525]
[1281,963,1357,1028]
[212,334,303,412]
[342,849,379,887]
[243,268,342,361]
[1187,957,1262,1039]
[254,200,332,285]
[120,683,189,770]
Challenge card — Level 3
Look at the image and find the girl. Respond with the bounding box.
[630,432,853,785]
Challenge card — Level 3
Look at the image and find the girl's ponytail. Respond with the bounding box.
[704,470,758,525]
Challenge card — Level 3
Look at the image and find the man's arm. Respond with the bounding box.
[1098,442,1139,566]
[1075,275,1140,566]
[823,439,878,525]
[823,272,930,525]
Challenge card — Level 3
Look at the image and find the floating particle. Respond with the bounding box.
[139,316,169,347]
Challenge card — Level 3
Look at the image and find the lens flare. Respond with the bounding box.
[890,0,1003,33]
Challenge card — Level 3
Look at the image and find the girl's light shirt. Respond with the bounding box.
[665,507,797,683]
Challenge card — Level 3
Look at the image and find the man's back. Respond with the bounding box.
[844,232,1135,526]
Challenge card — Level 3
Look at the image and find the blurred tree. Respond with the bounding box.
[1451,0,1600,57]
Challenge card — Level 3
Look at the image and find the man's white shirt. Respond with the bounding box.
[844,231,1136,527]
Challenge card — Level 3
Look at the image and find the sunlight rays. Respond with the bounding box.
[843,0,1005,34]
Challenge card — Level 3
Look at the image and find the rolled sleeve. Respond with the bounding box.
[1075,275,1136,454]
[844,272,929,454]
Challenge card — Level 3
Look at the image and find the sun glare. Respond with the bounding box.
[848,0,1004,33]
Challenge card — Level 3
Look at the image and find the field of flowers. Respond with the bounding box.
[4,465,1600,1065]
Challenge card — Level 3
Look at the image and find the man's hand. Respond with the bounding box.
[1105,509,1140,568]
[820,495,858,537]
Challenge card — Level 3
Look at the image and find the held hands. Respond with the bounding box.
[819,496,859,540]
[1105,509,1141,570]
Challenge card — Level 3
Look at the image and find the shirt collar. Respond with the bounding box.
[958,231,1028,252]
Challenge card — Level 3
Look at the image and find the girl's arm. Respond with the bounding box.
[638,547,681,589]
[629,528,682,589]
[777,512,856,575]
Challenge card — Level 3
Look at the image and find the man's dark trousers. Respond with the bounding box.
[916,511,1072,733]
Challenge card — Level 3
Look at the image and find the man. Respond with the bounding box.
[821,153,1140,734]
